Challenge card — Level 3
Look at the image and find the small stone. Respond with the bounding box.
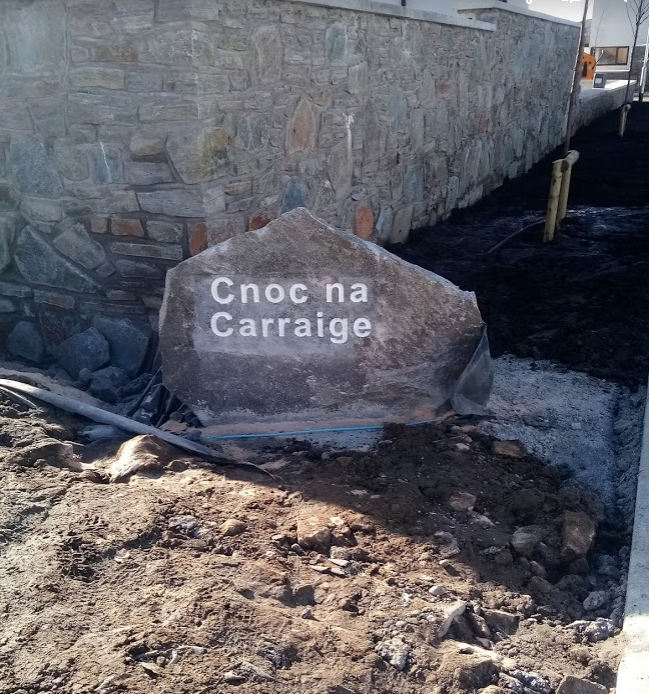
[222,671,246,685]
[435,531,461,556]
[583,591,609,612]
[297,516,332,553]
[290,543,305,556]
[89,366,129,404]
[375,636,410,671]
[54,328,110,378]
[510,670,551,694]
[221,519,246,537]
[300,607,314,619]
[429,585,446,596]
[466,611,491,638]
[482,609,519,635]
[556,675,607,694]
[511,526,546,557]
[435,600,467,638]
[528,560,547,578]
[447,491,477,512]
[492,440,527,458]
[569,646,591,665]
[6,321,46,363]
[583,618,615,642]
[499,674,524,693]
[527,576,553,596]
[561,511,596,561]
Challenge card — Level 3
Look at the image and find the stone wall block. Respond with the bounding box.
[70,67,126,90]
[88,144,124,185]
[111,218,145,237]
[139,28,215,67]
[166,127,231,184]
[147,220,184,243]
[53,222,107,269]
[156,0,221,22]
[287,97,317,155]
[9,135,63,198]
[137,189,204,217]
[206,215,246,246]
[54,144,90,182]
[253,25,282,85]
[110,240,183,260]
[125,162,174,185]
[15,227,101,293]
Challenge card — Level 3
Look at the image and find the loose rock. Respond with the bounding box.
[297,516,332,553]
[583,590,610,612]
[556,675,607,694]
[561,511,597,561]
[447,491,477,512]
[511,525,546,558]
[482,609,520,635]
[221,519,247,537]
[492,440,527,458]
[375,636,410,671]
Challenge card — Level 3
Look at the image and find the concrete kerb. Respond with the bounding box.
[617,374,649,693]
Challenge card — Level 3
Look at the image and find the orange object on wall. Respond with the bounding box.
[582,52,596,80]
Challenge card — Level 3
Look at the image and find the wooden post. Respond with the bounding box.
[557,150,580,223]
[619,104,631,137]
[544,160,563,243]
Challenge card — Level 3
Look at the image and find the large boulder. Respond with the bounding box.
[159,208,490,430]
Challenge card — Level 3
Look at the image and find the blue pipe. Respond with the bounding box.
[201,418,443,441]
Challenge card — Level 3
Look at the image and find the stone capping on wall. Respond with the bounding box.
[455,0,581,27]
[285,0,496,31]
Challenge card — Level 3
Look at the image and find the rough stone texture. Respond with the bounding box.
[159,208,487,429]
[556,675,607,694]
[7,321,46,363]
[15,228,100,293]
[93,316,152,376]
[53,327,110,378]
[561,511,597,561]
[0,0,614,357]
[53,223,106,270]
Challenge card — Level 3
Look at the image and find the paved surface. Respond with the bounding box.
[618,376,649,693]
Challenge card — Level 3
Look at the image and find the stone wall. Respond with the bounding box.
[0,0,579,366]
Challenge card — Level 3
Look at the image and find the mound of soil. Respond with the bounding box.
[395,103,649,388]
[0,394,624,694]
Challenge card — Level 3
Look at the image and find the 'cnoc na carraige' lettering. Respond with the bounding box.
[209,277,373,345]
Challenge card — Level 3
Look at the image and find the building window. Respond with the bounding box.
[593,47,630,66]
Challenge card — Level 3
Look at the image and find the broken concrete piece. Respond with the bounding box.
[160,208,489,430]
[375,636,410,671]
[425,600,467,639]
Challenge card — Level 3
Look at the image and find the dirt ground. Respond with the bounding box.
[396,103,649,388]
[0,393,624,694]
[2,106,649,693]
